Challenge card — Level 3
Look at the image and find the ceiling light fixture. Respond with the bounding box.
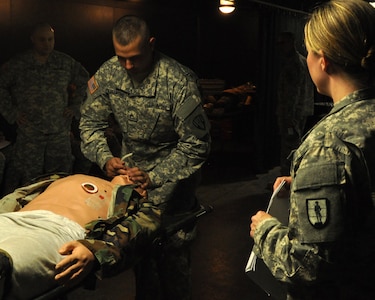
[219,0,236,14]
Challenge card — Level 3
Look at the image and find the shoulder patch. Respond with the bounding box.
[306,198,329,229]
[193,114,206,131]
[88,76,99,94]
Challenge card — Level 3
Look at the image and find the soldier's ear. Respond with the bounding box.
[319,51,332,74]
[149,37,156,51]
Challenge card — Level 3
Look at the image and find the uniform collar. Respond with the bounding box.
[331,87,375,114]
[118,52,161,97]
[301,87,375,141]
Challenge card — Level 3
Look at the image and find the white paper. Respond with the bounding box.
[245,179,286,272]
[266,179,286,214]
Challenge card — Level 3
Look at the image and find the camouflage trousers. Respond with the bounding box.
[8,130,72,191]
[133,227,196,300]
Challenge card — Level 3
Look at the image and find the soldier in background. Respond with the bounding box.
[276,31,315,175]
[0,22,89,193]
[80,15,211,300]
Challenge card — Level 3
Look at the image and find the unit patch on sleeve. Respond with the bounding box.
[192,115,206,131]
[306,198,329,229]
[88,76,99,94]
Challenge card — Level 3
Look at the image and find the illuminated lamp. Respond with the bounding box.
[219,0,236,14]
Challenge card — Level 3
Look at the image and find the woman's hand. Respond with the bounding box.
[273,176,292,198]
[249,211,272,238]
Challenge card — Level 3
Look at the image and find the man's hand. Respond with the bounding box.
[250,211,272,238]
[105,158,151,189]
[105,157,127,177]
[55,241,96,287]
[126,166,151,189]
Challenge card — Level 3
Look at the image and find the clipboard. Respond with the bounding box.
[245,180,289,299]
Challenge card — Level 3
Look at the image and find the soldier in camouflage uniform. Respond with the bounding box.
[79,15,211,300]
[250,1,375,299]
[0,22,89,192]
[276,31,315,176]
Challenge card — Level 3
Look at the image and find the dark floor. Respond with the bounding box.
[68,139,280,300]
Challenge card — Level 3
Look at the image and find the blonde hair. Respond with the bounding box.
[304,0,375,79]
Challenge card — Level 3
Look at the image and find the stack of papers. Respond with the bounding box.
[245,179,286,272]
[245,179,288,300]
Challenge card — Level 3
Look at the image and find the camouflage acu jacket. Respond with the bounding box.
[0,50,89,134]
[253,88,375,299]
[79,51,211,206]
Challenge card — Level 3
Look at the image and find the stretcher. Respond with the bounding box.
[31,203,213,300]
[0,173,213,300]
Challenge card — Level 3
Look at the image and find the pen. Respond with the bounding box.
[121,152,135,168]
[121,153,133,162]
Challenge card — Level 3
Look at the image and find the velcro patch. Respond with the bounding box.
[88,76,99,94]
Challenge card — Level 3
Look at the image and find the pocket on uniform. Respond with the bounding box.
[293,162,345,190]
[126,107,160,141]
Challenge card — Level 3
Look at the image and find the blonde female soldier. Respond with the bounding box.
[250,1,375,299]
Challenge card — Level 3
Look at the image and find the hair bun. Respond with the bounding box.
[361,45,375,70]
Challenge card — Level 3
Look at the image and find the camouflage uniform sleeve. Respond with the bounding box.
[253,217,321,284]
[79,65,114,169]
[0,174,67,213]
[148,74,211,187]
[77,202,162,278]
[0,61,18,124]
[253,138,351,284]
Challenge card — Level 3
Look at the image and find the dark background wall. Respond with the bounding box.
[0,0,271,84]
[0,0,317,170]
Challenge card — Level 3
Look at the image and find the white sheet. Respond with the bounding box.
[0,210,85,299]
